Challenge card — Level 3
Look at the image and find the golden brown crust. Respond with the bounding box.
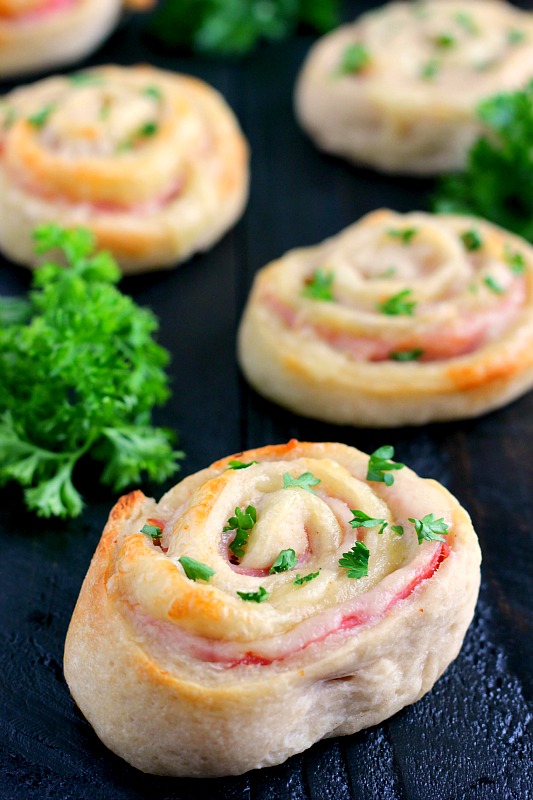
[295,0,533,174]
[0,65,249,272]
[238,210,533,426]
[64,441,480,776]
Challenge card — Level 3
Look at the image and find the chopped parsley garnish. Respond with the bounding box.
[283,471,321,494]
[389,348,424,362]
[338,43,370,75]
[338,542,370,579]
[461,229,483,251]
[366,445,404,486]
[387,227,417,244]
[69,73,104,87]
[178,556,215,582]
[378,289,417,316]
[420,59,439,80]
[27,105,55,129]
[435,33,455,49]
[504,244,525,274]
[349,509,387,535]
[269,548,298,574]
[144,85,163,101]
[484,275,505,294]
[0,226,181,518]
[391,525,404,536]
[294,570,320,586]
[149,0,340,56]
[302,269,334,301]
[141,523,163,541]
[117,121,159,152]
[455,11,478,35]
[508,29,526,45]
[237,586,270,603]
[408,513,449,544]
[224,505,257,559]
[227,459,258,470]
[138,121,159,137]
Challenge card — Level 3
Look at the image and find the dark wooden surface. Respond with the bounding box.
[0,5,532,799]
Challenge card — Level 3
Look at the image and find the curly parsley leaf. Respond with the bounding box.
[391,525,404,536]
[378,289,417,316]
[338,541,370,579]
[389,348,424,362]
[179,556,216,582]
[504,244,526,274]
[224,505,257,559]
[283,471,321,494]
[0,226,182,518]
[349,510,388,535]
[237,586,270,603]
[366,446,404,486]
[269,548,298,574]
[387,227,417,244]
[338,43,370,75]
[141,523,163,541]
[301,268,334,301]
[461,229,483,251]
[484,275,505,295]
[294,569,320,585]
[434,82,533,243]
[408,513,449,544]
[150,0,340,56]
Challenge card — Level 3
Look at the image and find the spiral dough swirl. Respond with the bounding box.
[0,0,124,79]
[64,440,480,777]
[0,65,249,272]
[238,209,533,427]
[295,0,533,174]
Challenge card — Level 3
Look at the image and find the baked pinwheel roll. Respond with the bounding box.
[64,440,481,777]
[0,65,249,272]
[238,210,533,427]
[295,0,533,174]
[0,0,124,79]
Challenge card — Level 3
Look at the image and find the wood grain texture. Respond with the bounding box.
[0,4,531,798]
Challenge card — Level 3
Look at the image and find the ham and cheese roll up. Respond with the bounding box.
[0,0,123,78]
[0,65,249,272]
[64,440,480,777]
[295,0,533,174]
[238,210,533,427]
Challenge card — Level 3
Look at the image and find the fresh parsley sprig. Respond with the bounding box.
[301,269,334,301]
[0,226,182,518]
[224,505,257,559]
[409,513,449,544]
[338,542,370,579]
[269,548,297,574]
[179,556,216,582]
[237,586,270,603]
[338,43,370,75]
[294,570,320,586]
[283,471,321,494]
[366,446,404,486]
[226,459,258,470]
[387,227,417,244]
[141,523,163,541]
[150,0,340,56]
[349,510,388,536]
[434,82,533,243]
[378,289,417,316]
